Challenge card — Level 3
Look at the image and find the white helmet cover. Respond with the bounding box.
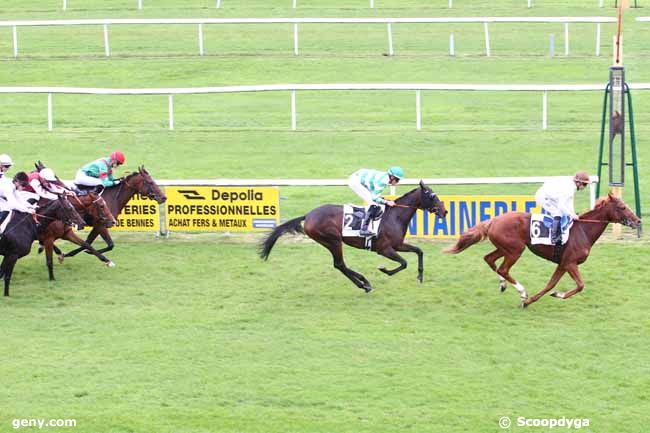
[0,154,13,166]
[40,168,57,181]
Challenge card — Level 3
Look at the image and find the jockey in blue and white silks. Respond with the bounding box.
[348,166,404,236]
[535,171,590,258]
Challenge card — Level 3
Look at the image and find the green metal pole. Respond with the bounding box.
[626,87,642,234]
[596,85,609,198]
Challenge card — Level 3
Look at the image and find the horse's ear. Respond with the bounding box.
[419,180,426,189]
[607,190,615,199]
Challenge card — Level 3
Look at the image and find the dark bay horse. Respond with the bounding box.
[39,192,116,281]
[260,181,448,292]
[0,196,84,296]
[64,166,166,258]
[445,193,641,308]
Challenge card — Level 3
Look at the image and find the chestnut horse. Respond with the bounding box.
[39,192,117,281]
[260,181,447,292]
[445,193,641,308]
[63,166,166,258]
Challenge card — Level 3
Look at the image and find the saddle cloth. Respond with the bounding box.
[342,204,385,238]
[530,214,573,246]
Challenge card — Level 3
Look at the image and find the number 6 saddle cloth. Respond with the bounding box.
[341,204,386,238]
[530,214,573,246]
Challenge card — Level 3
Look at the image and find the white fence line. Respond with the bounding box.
[156,176,599,209]
[1,17,615,58]
[55,1,607,11]
[3,83,649,132]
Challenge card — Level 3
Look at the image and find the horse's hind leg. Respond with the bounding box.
[394,243,423,284]
[484,249,507,292]
[496,251,528,301]
[319,239,372,293]
[550,263,584,300]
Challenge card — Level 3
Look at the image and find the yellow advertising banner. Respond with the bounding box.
[165,186,280,232]
[406,195,540,239]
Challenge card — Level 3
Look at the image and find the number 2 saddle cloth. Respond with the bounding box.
[341,204,386,238]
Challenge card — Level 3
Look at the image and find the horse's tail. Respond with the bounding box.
[444,219,493,254]
[259,215,306,260]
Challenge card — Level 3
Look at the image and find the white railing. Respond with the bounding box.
[3,83,648,132]
[0,17,616,58]
[56,1,606,11]
[157,176,599,208]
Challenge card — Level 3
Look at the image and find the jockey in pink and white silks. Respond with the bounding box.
[348,166,404,236]
[0,155,35,237]
[535,171,591,259]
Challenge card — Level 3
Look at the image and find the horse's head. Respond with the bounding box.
[40,196,86,229]
[86,192,117,228]
[123,166,167,204]
[419,181,448,219]
[601,192,642,229]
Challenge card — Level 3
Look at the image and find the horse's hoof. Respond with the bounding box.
[363,285,373,293]
[38,247,44,254]
[417,277,423,285]
[106,261,116,268]
[550,291,564,299]
[57,254,65,264]
[520,300,530,309]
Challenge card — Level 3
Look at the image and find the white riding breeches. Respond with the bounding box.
[348,174,374,204]
[74,170,104,187]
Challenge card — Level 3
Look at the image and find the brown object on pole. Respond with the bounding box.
[612,110,623,135]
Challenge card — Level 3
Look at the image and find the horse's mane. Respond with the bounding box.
[394,187,420,203]
[579,195,616,219]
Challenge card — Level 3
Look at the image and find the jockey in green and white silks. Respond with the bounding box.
[348,166,404,236]
[74,151,126,188]
[534,171,591,260]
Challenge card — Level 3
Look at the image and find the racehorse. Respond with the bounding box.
[444,192,641,308]
[63,166,166,258]
[0,196,85,296]
[38,192,117,281]
[260,181,448,292]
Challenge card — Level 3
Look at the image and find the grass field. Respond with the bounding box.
[1,1,648,432]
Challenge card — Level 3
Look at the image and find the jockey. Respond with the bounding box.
[0,171,35,237]
[0,154,13,179]
[535,171,591,257]
[22,168,67,205]
[74,151,125,188]
[348,166,404,236]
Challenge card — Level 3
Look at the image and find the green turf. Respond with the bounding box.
[0,1,648,432]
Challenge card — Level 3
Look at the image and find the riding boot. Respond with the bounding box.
[551,216,562,262]
[359,205,379,237]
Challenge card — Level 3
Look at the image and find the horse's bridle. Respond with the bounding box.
[123,174,159,201]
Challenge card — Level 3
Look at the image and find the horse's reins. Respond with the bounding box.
[576,218,608,224]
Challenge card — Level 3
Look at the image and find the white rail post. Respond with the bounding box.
[63,0,67,11]
[291,91,296,131]
[47,93,53,131]
[370,0,374,8]
[528,0,532,8]
[599,0,604,7]
[216,0,221,8]
[542,91,548,130]
[12,25,18,58]
[564,23,569,56]
[137,0,143,10]
[103,24,110,57]
[448,0,452,8]
[483,22,491,57]
[198,24,204,56]
[293,23,299,55]
[293,0,296,8]
[168,95,174,131]
[387,23,394,56]
[416,90,421,131]
[449,33,455,56]
[596,23,601,56]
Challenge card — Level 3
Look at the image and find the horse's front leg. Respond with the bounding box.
[551,263,585,299]
[522,265,567,308]
[395,242,424,284]
[65,226,101,257]
[377,247,408,277]
[87,227,114,255]
[63,230,115,268]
